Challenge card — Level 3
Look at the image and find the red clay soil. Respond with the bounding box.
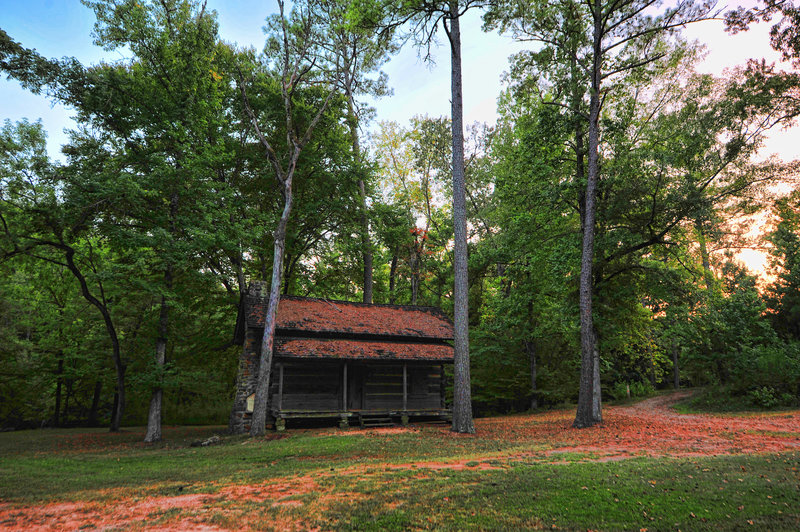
[2,392,798,531]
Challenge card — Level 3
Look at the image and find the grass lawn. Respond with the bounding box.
[1,396,799,530]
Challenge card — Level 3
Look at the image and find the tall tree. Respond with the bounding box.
[82,0,232,443]
[315,1,396,304]
[0,119,129,431]
[487,0,717,427]
[238,0,339,437]
[356,0,485,433]
[445,1,474,433]
[766,191,800,339]
[2,0,236,441]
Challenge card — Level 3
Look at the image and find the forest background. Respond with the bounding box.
[1,0,800,435]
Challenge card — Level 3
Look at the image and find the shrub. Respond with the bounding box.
[733,342,800,398]
[609,380,655,400]
[748,386,780,409]
[630,381,656,397]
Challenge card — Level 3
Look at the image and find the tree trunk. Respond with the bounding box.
[410,250,420,306]
[54,355,63,427]
[282,251,293,295]
[574,0,602,429]
[525,340,538,410]
[591,327,602,423]
[88,380,102,426]
[358,178,373,303]
[111,356,125,432]
[346,96,373,304]
[250,180,293,437]
[389,250,398,304]
[672,340,680,389]
[144,285,170,443]
[64,379,72,425]
[445,2,474,434]
[239,2,334,435]
[111,392,119,428]
[62,246,126,432]
[144,188,178,443]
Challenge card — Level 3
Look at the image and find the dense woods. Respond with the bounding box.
[2,0,800,438]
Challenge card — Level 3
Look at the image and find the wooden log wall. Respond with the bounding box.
[406,364,443,410]
[266,361,445,414]
[269,362,341,412]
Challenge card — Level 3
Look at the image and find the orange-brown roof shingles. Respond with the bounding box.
[276,338,453,361]
[246,296,454,340]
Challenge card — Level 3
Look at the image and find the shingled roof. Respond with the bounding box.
[240,295,454,341]
[234,294,454,362]
[275,338,453,362]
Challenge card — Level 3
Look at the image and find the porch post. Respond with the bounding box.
[343,362,348,412]
[403,363,408,411]
[339,362,349,429]
[440,364,445,408]
[278,362,284,412]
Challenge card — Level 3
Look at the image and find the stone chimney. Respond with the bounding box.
[248,280,268,298]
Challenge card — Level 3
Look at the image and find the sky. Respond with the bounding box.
[2,0,797,273]
[4,1,795,158]
[0,0,526,157]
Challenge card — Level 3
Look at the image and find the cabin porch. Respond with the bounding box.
[245,360,450,430]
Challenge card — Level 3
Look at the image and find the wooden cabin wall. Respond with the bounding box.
[407,364,443,410]
[362,363,443,411]
[363,364,403,410]
[269,362,342,412]
[268,361,445,413]
[230,324,452,434]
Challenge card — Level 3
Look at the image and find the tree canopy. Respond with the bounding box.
[1,0,799,435]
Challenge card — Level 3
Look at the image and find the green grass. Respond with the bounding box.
[318,455,800,531]
[0,425,526,503]
[1,425,798,530]
[673,389,756,414]
[673,388,798,415]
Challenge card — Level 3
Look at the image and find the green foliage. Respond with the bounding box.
[1,0,363,429]
[680,263,780,391]
[609,380,656,401]
[735,342,800,400]
[748,386,782,409]
[3,0,800,430]
[766,191,800,339]
[677,384,799,413]
[367,117,462,307]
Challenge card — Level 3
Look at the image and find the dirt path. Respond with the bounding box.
[1,392,798,531]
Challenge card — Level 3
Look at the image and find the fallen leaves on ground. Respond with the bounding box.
[458,392,800,461]
[2,391,798,530]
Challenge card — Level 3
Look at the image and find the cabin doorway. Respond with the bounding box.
[346,364,364,410]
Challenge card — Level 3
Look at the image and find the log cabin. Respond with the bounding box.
[229,283,453,433]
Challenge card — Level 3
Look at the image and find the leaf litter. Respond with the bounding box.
[1,391,798,530]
